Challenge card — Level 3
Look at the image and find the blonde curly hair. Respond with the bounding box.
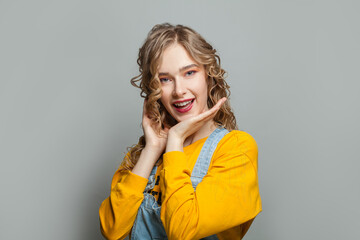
[119,23,238,171]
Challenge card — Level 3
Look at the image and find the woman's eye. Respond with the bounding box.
[185,70,196,76]
[160,78,170,83]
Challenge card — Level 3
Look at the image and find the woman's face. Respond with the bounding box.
[158,43,209,123]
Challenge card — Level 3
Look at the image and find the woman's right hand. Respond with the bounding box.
[142,99,169,155]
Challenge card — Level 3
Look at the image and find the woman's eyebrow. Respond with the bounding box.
[158,64,199,77]
[179,64,199,72]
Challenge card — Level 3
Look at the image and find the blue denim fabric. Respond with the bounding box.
[130,127,229,240]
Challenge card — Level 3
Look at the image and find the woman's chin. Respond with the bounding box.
[173,113,197,123]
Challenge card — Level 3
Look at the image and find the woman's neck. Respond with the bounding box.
[183,120,217,147]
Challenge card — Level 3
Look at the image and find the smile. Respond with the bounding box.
[172,99,194,113]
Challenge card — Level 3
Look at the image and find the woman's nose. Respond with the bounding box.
[172,79,186,97]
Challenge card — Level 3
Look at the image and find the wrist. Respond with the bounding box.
[165,132,184,153]
[168,129,185,142]
[143,145,164,157]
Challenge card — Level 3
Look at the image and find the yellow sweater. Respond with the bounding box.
[99,130,262,240]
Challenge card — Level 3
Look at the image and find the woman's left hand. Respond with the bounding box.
[166,97,227,152]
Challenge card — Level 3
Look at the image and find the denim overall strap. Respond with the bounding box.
[191,126,229,240]
[191,126,229,190]
[131,126,229,240]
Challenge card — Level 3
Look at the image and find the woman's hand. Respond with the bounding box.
[142,99,169,155]
[166,97,227,152]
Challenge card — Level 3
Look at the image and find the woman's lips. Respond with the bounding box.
[173,99,194,113]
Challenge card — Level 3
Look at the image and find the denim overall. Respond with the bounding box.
[130,127,229,240]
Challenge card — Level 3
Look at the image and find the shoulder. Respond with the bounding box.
[212,130,259,169]
[217,130,258,153]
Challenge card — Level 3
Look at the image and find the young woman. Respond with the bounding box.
[99,23,262,240]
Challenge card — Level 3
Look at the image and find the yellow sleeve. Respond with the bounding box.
[99,160,148,240]
[159,131,262,240]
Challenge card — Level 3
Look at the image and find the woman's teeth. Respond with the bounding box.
[174,100,192,108]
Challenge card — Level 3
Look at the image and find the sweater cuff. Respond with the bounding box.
[123,170,149,193]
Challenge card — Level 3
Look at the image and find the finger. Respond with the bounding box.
[191,110,217,127]
[199,98,226,113]
[199,109,219,123]
[208,97,227,114]
[160,129,169,137]
[213,97,227,109]
[206,97,227,118]
[194,97,227,122]
[163,123,170,132]
[143,99,152,120]
[142,99,152,129]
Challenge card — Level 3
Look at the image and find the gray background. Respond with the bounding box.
[1,0,359,239]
